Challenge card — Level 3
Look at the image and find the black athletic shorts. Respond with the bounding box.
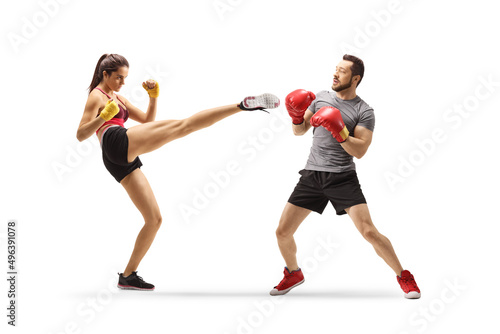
[288,169,366,215]
[101,126,142,183]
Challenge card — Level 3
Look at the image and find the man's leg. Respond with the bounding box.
[270,202,311,295]
[345,203,403,275]
[275,202,312,270]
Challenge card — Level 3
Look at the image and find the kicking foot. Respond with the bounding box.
[238,93,280,112]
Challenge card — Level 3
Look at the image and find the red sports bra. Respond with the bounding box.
[94,87,129,135]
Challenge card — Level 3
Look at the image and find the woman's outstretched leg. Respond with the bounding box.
[126,104,239,162]
[126,94,279,163]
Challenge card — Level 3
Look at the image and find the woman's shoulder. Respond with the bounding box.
[86,89,107,107]
[89,88,105,98]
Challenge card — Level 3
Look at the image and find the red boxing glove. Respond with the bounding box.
[310,106,349,143]
[285,89,316,124]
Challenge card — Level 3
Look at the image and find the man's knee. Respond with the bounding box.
[361,225,379,243]
[276,224,293,240]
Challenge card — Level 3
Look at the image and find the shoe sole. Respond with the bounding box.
[117,284,155,291]
[243,93,280,110]
[404,291,421,299]
[269,279,305,296]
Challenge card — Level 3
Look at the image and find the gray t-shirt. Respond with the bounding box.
[305,90,375,173]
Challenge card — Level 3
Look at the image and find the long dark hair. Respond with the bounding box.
[88,54,129,94]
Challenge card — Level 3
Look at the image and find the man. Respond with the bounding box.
[271,54,420,299]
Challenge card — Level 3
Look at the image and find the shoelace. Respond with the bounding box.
[275,272,293,289]
[119,272,148,284]
[400,275,418,290]
[274,277,287,289]
[135,274,146,283]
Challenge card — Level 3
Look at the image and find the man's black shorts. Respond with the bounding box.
[288,169,366,215]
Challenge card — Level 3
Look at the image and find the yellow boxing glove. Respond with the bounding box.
[99,100,119,121]
[142,80,159,98]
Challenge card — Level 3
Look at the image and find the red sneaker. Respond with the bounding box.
[270,267,305,296]
[397,270,421,299]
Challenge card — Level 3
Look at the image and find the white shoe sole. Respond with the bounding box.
[269,279,305,296]
[405,291,421,299]
[243,93,280,110]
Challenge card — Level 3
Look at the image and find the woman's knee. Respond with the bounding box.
[145,214,162,228]
[174,118,194,138]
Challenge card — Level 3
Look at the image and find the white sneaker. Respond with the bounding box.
[239,93,280,112]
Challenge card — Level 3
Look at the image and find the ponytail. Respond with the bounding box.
[88,54,108,94]
[88,53,129,94]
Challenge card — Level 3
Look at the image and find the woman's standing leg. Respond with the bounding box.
[119,168,162,276]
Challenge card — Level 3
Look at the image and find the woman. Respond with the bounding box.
[76,54,279,290]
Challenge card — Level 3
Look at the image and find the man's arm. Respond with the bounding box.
[309,106,373,158]
[340,125,373,159]
[285,89,316,135]
[292,109,314,136]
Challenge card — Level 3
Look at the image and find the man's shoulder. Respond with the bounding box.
[354,95,373,113]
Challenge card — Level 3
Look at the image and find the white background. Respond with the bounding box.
[1,0,499,333]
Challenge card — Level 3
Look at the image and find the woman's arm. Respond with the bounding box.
[122,95,157,124]
[122,80,158,124]
[76,95,105,142]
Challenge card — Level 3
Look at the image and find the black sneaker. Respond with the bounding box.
[238,93,280,112]
[117,271,155,291]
